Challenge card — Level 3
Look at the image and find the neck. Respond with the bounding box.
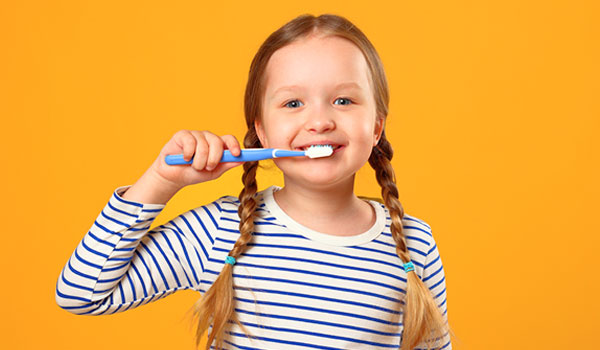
[273,174,364,221]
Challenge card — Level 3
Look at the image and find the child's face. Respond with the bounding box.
[256,34,384,188]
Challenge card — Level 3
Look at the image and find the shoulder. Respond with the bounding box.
[402,212,433,240]
[402,212,436,250]
[194,195,241,225]
[376,203,437,269]
[173,194,240,227]
[210,190,268,215]
[401,211,434,241]
[375,201,434,246]
[193,190,270,221]
[361,196,433,240]
[398,213,439,278]
[213,195,241,212]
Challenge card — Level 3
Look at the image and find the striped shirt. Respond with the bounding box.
[56,185,451,350]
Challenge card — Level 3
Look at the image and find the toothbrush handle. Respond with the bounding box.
[165,149,306,165]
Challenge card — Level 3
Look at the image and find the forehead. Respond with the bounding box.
[263,35,372,96]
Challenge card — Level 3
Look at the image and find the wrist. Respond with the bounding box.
[121,169,181,205]
[144,168,182,195]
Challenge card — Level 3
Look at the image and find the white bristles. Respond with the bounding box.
[304,144,334,158]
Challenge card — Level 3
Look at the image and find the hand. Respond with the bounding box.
[149,130,243,190]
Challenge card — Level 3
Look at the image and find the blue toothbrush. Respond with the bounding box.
[165,145,334,165]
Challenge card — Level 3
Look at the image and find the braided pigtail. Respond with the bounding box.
[191,131,262,350]
[369,131,449,350]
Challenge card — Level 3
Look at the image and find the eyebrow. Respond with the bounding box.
[271,82,363,96]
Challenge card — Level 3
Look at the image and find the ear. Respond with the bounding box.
[373,117,385,147]
[254,119,267,148]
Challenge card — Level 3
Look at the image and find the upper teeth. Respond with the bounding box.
[303,144,333,150]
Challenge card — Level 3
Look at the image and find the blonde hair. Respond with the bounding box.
[191,13,453,350]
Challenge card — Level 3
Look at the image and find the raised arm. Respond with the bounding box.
[55,130,244,315]
[55,184,223,315]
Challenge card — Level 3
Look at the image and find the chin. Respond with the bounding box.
[293,169,357,188]
[275,159,359,184]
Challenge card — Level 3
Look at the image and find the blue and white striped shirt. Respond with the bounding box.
[56,185,451,350]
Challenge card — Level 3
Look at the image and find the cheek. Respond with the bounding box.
[265,122,296,146]
[349,121,376,144]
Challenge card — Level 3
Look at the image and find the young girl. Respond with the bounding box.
[56,13,453,350]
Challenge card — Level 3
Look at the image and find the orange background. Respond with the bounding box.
[1,1,598,349]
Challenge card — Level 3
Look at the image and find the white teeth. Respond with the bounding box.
[303,144,333,150]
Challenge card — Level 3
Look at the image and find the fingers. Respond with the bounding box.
[204,132,224,171]
[186,130,206,171]
[221,134,241,157]
[173,130,242,173]
[176,130,197,163]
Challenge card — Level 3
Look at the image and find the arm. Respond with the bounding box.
[55,185,221,315]
[415,230,452,350]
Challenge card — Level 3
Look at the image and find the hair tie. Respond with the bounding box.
[225,256,236,266]
[403,261,415,272]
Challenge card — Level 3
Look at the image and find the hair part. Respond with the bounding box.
[191,13,453,350]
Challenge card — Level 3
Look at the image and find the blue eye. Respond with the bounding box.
[284,98,353,108]
[334,97,353,105]
[284,100,304,108]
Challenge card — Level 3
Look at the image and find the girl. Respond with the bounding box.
[56,13,453,350]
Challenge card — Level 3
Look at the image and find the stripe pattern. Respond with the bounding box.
[56,185,451,349]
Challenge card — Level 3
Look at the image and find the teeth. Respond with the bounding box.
[303,144,334,150]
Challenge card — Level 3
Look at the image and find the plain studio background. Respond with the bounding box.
[1,1,598,349]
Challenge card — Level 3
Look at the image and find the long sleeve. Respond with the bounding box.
[55,185,221,315]
[414,229,452,350]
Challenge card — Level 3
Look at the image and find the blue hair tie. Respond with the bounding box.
[225,256,236,266]
[404,261,415,272]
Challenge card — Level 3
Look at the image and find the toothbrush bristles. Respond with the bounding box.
[305,145,334,158]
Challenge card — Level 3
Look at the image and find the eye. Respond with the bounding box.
[284,99,304,108]
[334,97,354,106]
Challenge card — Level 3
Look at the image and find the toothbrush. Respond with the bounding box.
[164,144,334,165]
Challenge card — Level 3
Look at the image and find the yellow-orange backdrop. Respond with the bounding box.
[1,1,598,349]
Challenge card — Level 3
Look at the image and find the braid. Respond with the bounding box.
[369,133,410,262]
[369,131,449,350]
[191,133,262,350]
[231,160,259,259]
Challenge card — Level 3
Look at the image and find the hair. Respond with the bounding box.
[191,13,453,350]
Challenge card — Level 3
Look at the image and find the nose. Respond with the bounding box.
[304,104,336,133]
